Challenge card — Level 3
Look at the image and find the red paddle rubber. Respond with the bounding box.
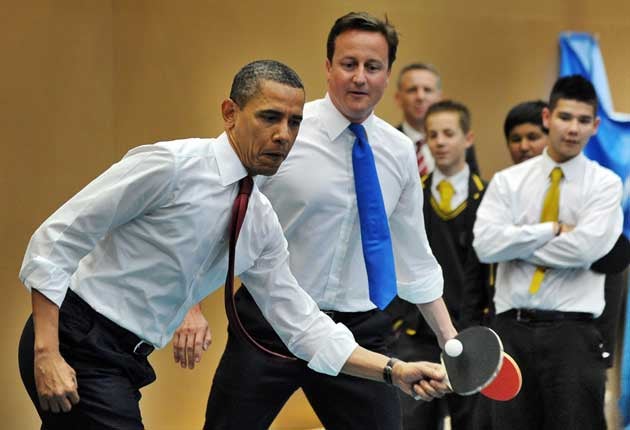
[481,352,522,401]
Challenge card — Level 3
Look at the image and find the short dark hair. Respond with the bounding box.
[229,60,303,108]
[397,63,441,90]
[549,75,598,114]
[425,100,471,134]
[503,100,549,139]
[326,12,399,70]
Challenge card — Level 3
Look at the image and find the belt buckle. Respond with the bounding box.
[133,340,154,356]
[516,309,529,322]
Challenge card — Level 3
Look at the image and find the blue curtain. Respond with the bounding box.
[559,31,630,428]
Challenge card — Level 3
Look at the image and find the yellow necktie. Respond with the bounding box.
[529,167,563,294]
[437,180,455,212]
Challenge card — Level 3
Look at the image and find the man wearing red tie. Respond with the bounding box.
[17,60,449,430]
[195,12,458,430]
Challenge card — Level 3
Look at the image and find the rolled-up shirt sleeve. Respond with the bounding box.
[19,146,176,307]
[240,205,358,376]
[389,146,443,304]
[473,173,556,264]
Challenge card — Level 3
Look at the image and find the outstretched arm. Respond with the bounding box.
[174,300,449,400]
[341,346,449,401]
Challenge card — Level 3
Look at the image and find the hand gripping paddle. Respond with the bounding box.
[440,326,521,401]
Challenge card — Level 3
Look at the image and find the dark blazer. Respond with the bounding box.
[591,234,630,274]
[385,169,492,335]
[421,171,493,328]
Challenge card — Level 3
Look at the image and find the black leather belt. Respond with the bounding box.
[93,304,155,356]
[66,290,155,356]
[321,309,377,323]
[130,339,155,356]
[498,308,593,323]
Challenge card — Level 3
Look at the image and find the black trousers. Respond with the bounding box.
[475,313,607,430]
[205,288,401,430]
[18,290,156,430]
[595,270,627,367]
[390,331,477,430]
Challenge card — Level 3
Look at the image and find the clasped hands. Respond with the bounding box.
[553,222,575,236]
[391,360,451,401]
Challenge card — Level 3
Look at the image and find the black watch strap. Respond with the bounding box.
[383,357,401,384]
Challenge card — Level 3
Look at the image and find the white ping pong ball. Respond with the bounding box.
[445,339,463,357]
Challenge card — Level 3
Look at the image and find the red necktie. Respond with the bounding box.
[416,139,429,176]
[224,176,295,360]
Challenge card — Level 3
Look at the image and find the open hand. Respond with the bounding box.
[173,304,212,369]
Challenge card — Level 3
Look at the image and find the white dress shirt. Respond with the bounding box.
[401,121,436,174]
[19,133,357,375]
[473,149,623,316]
[257,95,443,311]
[431,164,470,210]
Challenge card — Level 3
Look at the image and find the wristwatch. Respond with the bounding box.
[383,357,401,384]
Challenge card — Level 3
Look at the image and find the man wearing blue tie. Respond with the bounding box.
[18,59,449,430]
[190,12,457,430]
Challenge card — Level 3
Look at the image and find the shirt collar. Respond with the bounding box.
[214,132,248,187]
[321,93,377,142]
[401,121,424,143]
[432,164,470,195]
[540,147,585,182]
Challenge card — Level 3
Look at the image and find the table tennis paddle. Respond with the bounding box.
[440,326,503,395]
[480,352,522,401]
[439,326,521,401]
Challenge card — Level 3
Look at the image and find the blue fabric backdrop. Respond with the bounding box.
[559,31,630,428]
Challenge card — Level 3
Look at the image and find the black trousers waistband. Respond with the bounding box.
[321,309,378,324]
[64,289,154,356]
[498,308,593,323]
[235,286,390,357]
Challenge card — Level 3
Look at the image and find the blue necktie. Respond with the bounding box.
[348,123,397,310]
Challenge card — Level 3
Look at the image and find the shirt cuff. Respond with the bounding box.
[529,221,557,247]
[19,257,70,307]
[396,270,444,304]
[305,323,358,376]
